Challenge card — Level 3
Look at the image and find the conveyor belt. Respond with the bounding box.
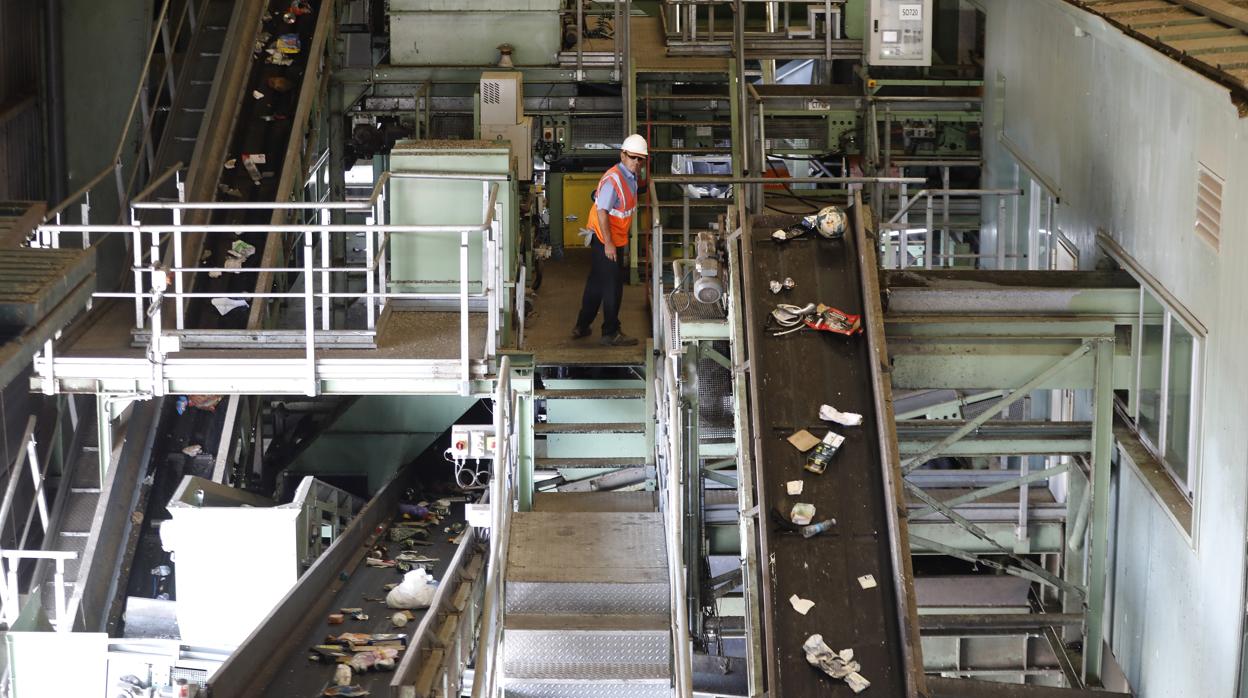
[743,211,913,696]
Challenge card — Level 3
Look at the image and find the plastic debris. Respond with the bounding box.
[328,613,345,625]
[801,519,837,538]
[211,297,249,315]
[187,395,223,411]
[276,34,302,53]
[334,664,352,687]
[806,205,847,240]
[805,431,845,475]
[819,404,863,427]
[769,279,783,294]
[786,480,804,495]
[789,594,815,615]
[265,51,294,66]
[768,277,796,294]
[787,429,821,452]
[386,568,438,609]
[252,90,265,100]
[802,635,870,693]
[391,612,409,627]
[806,304,862,335]
[858,574,877,589]
[181,444,203,457]
[790,503,816,526]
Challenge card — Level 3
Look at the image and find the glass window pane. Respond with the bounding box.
[1137,291,1165,450]
[1165,322,1195,487]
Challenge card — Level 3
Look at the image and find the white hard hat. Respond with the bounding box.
[621,134,648,157]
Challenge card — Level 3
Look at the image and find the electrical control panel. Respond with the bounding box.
[867,0,932,67]
[450,424,497,460]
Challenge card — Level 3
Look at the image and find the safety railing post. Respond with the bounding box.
[304,232,317,396]
[320,208,331,331]
[26,436,48,534]
[997,195,1008,270]
[52,558,67,631]
[460,228,470,395]
[131,216,143,329]
[4,564,18,626]
[365,215,376,330]
[173,210,185,329]
[924,194,934,269]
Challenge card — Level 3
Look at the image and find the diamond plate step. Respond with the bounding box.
[504,614,671,680]
[506,512,668,615]
[503,681,671,698]
[536,389,645,400]
[533,492,657,513]
[535,457,648,469]
[534,423,644,434]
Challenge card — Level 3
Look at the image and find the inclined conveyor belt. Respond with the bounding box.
[743,207,920,696]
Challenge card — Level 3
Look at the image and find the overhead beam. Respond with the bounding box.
[883,269,1139,318]
[889,339,1133,390]
[907,462,1073,520]
[897,421,1092,457]
[902,343,1091,473]
[918,613,1084,634]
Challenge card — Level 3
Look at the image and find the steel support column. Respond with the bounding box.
[1084,338,1114,685]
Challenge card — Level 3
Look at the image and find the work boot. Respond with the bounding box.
[601,331,639,346]
[571,325,591,340]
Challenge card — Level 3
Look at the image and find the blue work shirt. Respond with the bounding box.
[594,164,638,212]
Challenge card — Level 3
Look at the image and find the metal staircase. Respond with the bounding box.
[499,367,671,697]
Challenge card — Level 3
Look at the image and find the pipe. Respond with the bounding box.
[44,0,67,204]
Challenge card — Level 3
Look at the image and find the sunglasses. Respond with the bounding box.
[623,152,647,161]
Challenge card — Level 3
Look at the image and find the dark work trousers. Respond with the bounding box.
[575,235,628,336]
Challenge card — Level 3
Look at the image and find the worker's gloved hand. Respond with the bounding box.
[578,228,594,247]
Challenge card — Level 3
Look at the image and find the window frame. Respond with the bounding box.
[1130,286,1203,498]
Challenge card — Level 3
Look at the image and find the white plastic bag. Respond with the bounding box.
[386,568,438,609]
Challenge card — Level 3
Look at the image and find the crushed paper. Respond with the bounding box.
[803,634,871,693]
[789,594,815,615]
[786,480,804,495]
[819,404,863,427]
[787,429,821,452]
[857,574,877,590]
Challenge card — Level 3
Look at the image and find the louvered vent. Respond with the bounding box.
[482,81,501,105]
[1195,163,1223,250]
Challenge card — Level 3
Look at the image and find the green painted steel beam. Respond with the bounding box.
[907,462,1072,519]
[897,421,1092,457]
[886,318,1116,339]
[889,340,1134,390]
[883,270,1140,318]
[910,522,1065,555]
[1084,339,1115,685]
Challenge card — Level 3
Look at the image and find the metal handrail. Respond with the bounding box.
[662,354,694,696]
[877,187,1024,270]
[472,355,517,698]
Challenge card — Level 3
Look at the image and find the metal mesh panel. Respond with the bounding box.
[170,668,208,687]
[764,117,829,151]
[697,341,734,441]
[430,114,474,140]
[570,116,625,149]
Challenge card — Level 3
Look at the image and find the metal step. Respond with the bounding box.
[535,389,645,400]
[535,457,648,469]
[533,492,657,513]
[506,512,668,615]
[504,614,671,681]
[503,681,671,698]
[534,423,644,434]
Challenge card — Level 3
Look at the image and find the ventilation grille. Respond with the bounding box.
[1195,163,1223,250]
[483,81,501,105]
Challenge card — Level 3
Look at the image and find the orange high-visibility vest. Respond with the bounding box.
[586,164,637,248]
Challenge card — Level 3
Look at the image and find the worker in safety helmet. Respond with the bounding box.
[571,134,648,346]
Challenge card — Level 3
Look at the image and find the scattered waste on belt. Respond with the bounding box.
[808,205,847,240]
[389,526,429,543]
[787,429,821,452]
[790,503,816,526]
[444,521,466,535]
[266,76,295,92]
[805,431,845,475]
[789,594,815,615]
[252,90,265,100]
[858,574,877,590]
[241,153,264,185]
[771,225,806,242]
[391,611,411,628]
[769,277,796,294]
[801,519,837,538]
[802,635,871,693]
[341,608,368,621]
[211,297,249,315]
[218,183,244,199]
[254,31,272,54]
[211,239,257,278]
[223,158,236,169]
[386,568,438,609]
[786,480,804,495]
[322,686,368,697]
[399,503,432,520]
[284,0,313,22]
[334,664,352,687]
[265,50,293,66]
[819,404,863,427]
[276,34,302,53]
[328,613,345,625]
[181,444,203,457]
[396,552,439,564]
[364,557,395,569]
[769,302,862,337]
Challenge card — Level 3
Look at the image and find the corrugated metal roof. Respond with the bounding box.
[1070,0,1248,109]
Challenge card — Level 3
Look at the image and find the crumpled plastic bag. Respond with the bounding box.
[385,568,437,609]
[803,634,871,693]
